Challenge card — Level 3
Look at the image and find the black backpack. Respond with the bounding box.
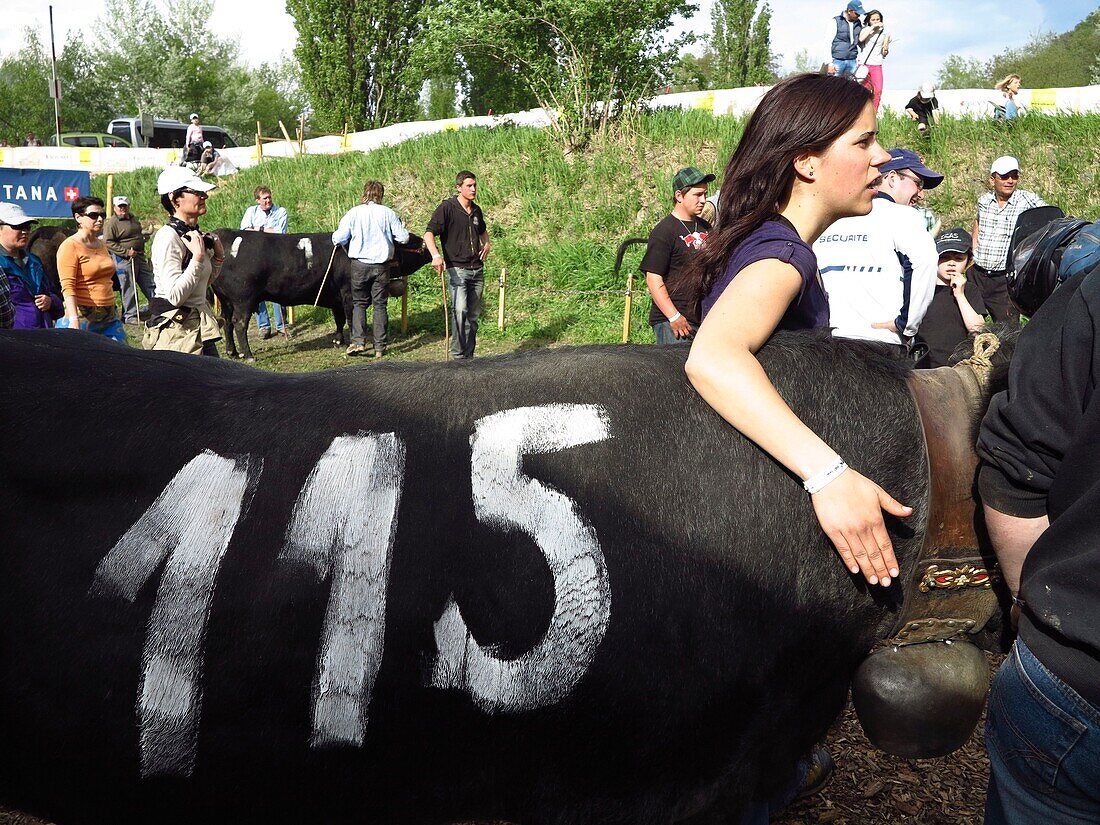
[1006,207,1088,317]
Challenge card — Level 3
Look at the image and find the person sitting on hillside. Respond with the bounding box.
[993,74,1022,121]
[197,141,220,176]
[905,83,941,135]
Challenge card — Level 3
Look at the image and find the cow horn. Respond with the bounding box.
[851,640,989,758]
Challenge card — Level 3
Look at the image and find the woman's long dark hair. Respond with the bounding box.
[695,74,873,300]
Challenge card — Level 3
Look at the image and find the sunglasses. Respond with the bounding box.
[181,188,209,199]
[994,171,1020,180]
[82,211,107,220]
[0,223,34,232]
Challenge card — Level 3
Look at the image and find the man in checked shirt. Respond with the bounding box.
[971,155,1047,326]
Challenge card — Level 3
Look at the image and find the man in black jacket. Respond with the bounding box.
[976,265,1100,823]
[424,171,491,359]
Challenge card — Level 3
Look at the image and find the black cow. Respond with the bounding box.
[212,230,432,362]
[28,224,74,287]
[0,330,1007,825]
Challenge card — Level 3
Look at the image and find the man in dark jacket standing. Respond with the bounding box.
[976,266,1100,823]
[104,196,155,324]
[424,170,491,360]
[831,0,866,78]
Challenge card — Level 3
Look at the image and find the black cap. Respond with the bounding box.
[936,227,972,256]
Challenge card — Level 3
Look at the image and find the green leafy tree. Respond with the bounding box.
[419,0,696,149]
[936,54,992,89]
[988,10,1100,88]
[668,50,717,92]
[425,76,458,120]
[711,0,774,87]
[461,52,540,116]
[286,0,425,132]
[0,29,114,143]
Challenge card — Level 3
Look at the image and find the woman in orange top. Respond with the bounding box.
[56,196,126,341]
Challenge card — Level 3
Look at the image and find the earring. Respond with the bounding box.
[808,168,815,178]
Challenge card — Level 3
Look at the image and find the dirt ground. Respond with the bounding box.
[1,656,999,825]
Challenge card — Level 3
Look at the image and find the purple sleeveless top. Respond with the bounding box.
[701,216,829,331]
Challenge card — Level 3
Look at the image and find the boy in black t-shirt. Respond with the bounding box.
[640,166,714,344]
[915,227,987,367]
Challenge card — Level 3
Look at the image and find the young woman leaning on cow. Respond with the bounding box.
[145,166,225,356]
[685,73,909,588]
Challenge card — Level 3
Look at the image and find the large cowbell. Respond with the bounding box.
[852,639,989,758]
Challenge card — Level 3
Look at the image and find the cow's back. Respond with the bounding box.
[0,330,927,824]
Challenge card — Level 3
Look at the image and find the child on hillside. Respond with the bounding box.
[915,227,987,368]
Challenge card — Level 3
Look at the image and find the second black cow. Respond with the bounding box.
[212,230,432,361]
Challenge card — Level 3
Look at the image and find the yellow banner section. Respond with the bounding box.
[1031,89,1058,110]
[693,92,715,113]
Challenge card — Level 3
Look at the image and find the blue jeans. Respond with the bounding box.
[984,638,1100,824]
[652,319,697,345]
[833,58,857,78]
[447,266,484,359]
[255,302,285,331]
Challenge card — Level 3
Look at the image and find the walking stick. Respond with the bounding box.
[439,267,450,358]
[313,244,341,306]
[130,257,141,322]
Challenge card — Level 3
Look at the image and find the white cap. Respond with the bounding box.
[189,112,200,120]
[0,202,38,226]
[990,155,1020,175]
[919,82,936,99]
[202,140,212,148]
[156,166,216,195]
[112,195,129,206]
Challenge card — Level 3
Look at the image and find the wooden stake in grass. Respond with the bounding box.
[279,120,296,155]
[622,272,634,343]
[498,267,507,331]
[256,121,263,163]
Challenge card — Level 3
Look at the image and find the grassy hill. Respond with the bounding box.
[92,109,1100,371]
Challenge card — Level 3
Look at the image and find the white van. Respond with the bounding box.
[107,117,237,150]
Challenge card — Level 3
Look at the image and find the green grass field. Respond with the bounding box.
[92,109,1100,372]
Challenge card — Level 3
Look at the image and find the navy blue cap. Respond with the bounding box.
[847,0,866,13]
[879,148,944,190]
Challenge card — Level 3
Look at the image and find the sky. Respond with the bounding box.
[2,0,1097,97]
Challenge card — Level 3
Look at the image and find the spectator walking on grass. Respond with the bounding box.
[332,180,411,359]
[185,113,204,162]
[56,196,127,342]
[425,170,491,360]
[0,202,57,329]
[104,195,155,324]
[641,166,714,343]
[829,0,865,79]
[145,166,224,356]
[971,155,1047,326]
[241,185,291,339]
[857,9,890,111]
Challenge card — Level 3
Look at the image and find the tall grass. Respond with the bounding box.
[91,110,1100,372]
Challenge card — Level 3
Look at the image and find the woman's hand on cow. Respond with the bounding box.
[811,469,909,587]
[211,234,225,260]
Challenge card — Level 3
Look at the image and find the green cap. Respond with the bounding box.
[673,166,716,193]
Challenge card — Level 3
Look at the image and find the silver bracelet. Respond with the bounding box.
[667,311,682,323]
[803,458,850,494]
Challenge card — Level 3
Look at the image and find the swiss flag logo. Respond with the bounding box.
[64,187,81,201]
